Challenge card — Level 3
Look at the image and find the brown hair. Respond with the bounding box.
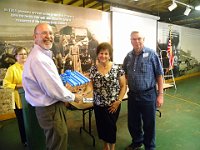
[12,46,27,57]
[96,42,113,57]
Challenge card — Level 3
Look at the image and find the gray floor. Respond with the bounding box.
[0,75,200,150]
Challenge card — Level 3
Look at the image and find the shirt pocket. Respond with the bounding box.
[140,63,149,73]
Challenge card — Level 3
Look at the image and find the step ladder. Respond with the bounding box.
[159,49,177,90]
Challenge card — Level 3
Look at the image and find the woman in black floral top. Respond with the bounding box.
[83,42,127,150]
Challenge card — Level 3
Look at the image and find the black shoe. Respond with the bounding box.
[125,143,143,150]
[23,142,28,147]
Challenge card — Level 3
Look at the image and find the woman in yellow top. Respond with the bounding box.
[3,46,28,146]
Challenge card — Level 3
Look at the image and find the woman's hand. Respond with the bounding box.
[108,100,121,113]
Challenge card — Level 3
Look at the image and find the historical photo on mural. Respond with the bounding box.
[0,0,110,80]
[158,23,200,77]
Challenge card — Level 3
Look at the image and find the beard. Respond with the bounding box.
[42,42,53,50]
[37,38,53,50]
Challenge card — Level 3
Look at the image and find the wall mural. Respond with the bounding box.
[0,0,110,78]
[0,0,199,81]
[158,22,200,77]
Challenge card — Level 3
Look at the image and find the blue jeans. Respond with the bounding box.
[127,88,157,150]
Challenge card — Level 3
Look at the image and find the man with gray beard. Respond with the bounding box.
[23,23,83,150]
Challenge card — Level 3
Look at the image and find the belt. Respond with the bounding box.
[129,87,155,94]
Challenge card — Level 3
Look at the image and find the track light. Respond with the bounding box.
[168,0,197,16]
[195,5,200,10]
[184,7,191,16]
[168,2,177,11]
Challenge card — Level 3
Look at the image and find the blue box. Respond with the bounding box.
[60,70,90,87]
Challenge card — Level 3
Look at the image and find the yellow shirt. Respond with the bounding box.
[3,62,23,109]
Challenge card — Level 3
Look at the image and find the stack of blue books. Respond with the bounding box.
[60,70,90,86]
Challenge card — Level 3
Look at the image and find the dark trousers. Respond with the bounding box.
[14,108,27,144]
[35,102,68,150]
[127,88,156,150]
[94,104,121,143]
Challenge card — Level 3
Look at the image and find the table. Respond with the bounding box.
[69,83,173,146]
[70,100,95,147]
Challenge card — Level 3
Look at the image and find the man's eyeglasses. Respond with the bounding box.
[17,53,27,56]
[131,38,143,41]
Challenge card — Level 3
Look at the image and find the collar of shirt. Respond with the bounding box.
[34,44,53,58]
[132,47,147,55]
[15,62,23,70]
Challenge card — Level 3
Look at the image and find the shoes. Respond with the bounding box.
[23,142,28,147]
[125,143,143,150]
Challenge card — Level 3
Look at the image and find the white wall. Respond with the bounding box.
[111,7,159,64]
[158,22,200,62]
[181,27,200,62]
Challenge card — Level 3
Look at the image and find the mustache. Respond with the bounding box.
[43,38,53,43]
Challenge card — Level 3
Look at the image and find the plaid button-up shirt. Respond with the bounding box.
[123,47,163,92]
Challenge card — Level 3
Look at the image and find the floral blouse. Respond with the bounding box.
[89,64,125,106]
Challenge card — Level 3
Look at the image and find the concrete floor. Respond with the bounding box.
[0,75,200,150]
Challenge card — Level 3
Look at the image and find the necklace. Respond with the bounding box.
[99,62,110,69]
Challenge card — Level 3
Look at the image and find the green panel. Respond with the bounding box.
[18,88,45,150]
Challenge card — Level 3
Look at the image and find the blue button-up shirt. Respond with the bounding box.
[123,47,163,91]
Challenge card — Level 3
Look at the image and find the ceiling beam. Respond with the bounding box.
[66,0,78,5]
[90,2,102,8]
[78,0,95,7]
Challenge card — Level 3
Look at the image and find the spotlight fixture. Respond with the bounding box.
[195,5,200,10]
[168,2,177,11]
[184,7,191,16]
[168,0,197,16]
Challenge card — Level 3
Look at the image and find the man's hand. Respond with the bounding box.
[157,94,164,108]
[74,93,83,103]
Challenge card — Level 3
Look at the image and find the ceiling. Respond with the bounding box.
[40,0,200,29]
